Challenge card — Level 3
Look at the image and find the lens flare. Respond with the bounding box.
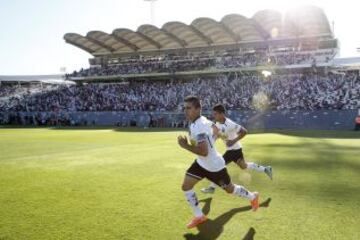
[252,91,270,111]
[271,27,279,38]
[262,70,272,78]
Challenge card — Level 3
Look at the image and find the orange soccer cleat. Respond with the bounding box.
[186,215,208,229]
[251,192,259,211]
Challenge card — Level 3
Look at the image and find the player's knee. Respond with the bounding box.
[224,184,234,194]
[181,183,191,191]
[225,188,233,194]
[238,159,247,169]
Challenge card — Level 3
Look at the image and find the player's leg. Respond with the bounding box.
[182,175,203,217]
[235,149,273,180]
[224,182,259,211]
[201,151,232,194]
[182,161,208,228]
[207,168,260,211]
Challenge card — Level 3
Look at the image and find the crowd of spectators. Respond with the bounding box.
[1,71,359,113]
[66,50,334,78]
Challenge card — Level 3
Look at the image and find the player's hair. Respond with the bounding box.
[184,96,201,109]
[213,104,226,114]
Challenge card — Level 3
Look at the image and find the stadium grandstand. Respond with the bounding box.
[63,6,338,80]
[1,5,359,130]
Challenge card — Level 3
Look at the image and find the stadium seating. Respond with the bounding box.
[65,50,335,79]
[1,72,359,114]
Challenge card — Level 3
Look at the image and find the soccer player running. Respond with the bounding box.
[201,104,273,194]
[178,96,259,229]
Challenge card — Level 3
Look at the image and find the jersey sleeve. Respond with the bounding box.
[230,120,242,132]
[191,124,207,144]
[195,133,207,143]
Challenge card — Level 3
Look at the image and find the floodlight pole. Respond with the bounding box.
[144,0,157,25]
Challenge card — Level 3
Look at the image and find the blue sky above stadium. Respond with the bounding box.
[0,0,359,75]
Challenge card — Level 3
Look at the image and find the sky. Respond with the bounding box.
[0,0,359,75]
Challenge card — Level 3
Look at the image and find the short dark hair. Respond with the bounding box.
[213,104,226,114]
[184,96,201,109]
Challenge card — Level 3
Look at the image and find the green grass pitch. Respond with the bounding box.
[0,128,359,240]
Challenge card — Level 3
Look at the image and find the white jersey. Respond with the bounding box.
[189,116,225,172]
[215,118,243,151]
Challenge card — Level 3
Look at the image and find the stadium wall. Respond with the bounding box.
[1,110,357,130]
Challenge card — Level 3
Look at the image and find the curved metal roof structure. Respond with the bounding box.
[221,14,263,41]
[252,10,283,38]
[162,21,211,47]
[112,28,160,50]
[64,6,333,56]
[191,17,236,45]
[283,6,331,37]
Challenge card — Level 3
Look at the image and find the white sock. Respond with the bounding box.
[232,184,255,200]
[209,182,217,188]
[184,190,204,217]
[247,162,266,172]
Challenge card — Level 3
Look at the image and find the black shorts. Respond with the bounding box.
[186,161,231,188]
[223,149,244,165]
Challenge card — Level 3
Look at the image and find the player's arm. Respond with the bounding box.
[177,135,208,157]
[226,125,247,147]
[236,126,247,140]
[211,123,220,140]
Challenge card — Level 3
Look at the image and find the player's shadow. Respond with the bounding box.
[183,197,271,240]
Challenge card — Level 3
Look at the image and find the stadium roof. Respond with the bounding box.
[0,74,64,82]
[64,5,332,57]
